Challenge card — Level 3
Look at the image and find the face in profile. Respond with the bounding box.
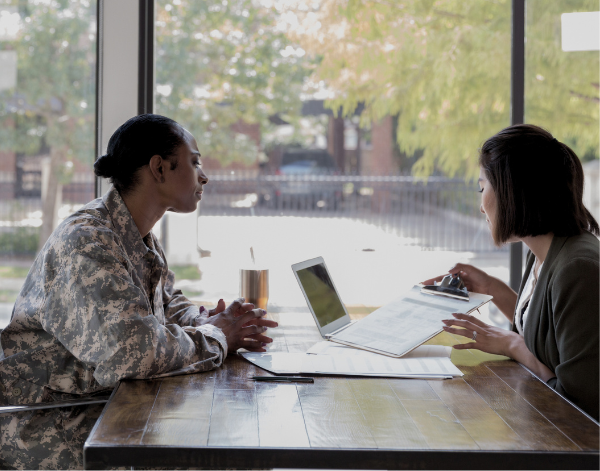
[479,166,522,245]
[478,167,498,240]
[162,131,209,213]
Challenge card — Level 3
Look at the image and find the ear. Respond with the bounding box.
[148,154,165,183]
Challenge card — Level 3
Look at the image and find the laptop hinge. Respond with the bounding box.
[326,320,356,338]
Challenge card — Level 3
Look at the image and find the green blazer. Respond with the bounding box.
[513,232,599,421]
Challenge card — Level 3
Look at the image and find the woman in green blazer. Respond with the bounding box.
[426,124,599,421]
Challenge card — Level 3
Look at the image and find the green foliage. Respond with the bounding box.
[0,228,39,256]
[525,0,599,161]
[0,265,31,278]
[170,265,203,298]
[0,289,20,303]
[296,0,598,178]
[155,0,313,165]
[0,0,97,166]
[170,264,202,281]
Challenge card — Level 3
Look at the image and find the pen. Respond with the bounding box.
[251,376,314,383]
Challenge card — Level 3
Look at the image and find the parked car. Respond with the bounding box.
[259,149,343,210]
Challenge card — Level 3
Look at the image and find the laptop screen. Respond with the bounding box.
[296,263,347,328]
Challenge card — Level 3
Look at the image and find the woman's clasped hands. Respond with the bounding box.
[201,298,278,353]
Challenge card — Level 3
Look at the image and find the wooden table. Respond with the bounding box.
[84,309,599,469]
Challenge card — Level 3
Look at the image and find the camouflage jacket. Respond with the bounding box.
[0,187,226,468]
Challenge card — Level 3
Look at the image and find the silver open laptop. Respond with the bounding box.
[291,256,355,338]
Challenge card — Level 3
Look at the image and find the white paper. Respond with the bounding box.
[306,341,452,359]
[241,351,463,378]
[329,285,492,357]
[241,352,305,374]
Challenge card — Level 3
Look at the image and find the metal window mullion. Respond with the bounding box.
[94,0,104,199]
[138,0,154,115]
[510,0,525,292]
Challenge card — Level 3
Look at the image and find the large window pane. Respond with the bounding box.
[525,0,599,223]
[154,0,513,327]
[0,0,97,328]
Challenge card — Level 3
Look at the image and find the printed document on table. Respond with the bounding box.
[240,351,463,378]
[328,285,492,358]
[306,341,452,359]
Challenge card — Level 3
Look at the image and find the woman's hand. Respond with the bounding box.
[423,263,517,320]
[441,313,519,356]
[208,299,226,317]
[204,298,278,353]
[422,263,493,296]
[442,313,556,382]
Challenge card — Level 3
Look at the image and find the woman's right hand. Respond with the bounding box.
[423,264,517,322]
[448,263,493,295]
[422,263,493,296]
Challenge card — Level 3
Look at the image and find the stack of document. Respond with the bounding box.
[241,284,492,379]
[241,343,463,379]
[326,286,492,357]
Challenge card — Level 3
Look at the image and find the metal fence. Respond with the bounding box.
[200,173,503,253]
[0,172,95,257]
[0,172,504,255]
[0,198,41,256]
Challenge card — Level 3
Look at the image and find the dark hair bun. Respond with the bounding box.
[96,114,185,193]
[94,153,117,178]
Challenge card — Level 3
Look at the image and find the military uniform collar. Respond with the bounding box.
[102,187,151,265]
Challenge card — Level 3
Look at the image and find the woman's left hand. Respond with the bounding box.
[442,313,520,357]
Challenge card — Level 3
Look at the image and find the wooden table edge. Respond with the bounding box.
[83,331,599,469]
[512,363,600,426]
[83,383,121,458]
[83,444,600,470]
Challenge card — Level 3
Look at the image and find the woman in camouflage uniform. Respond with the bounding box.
[0,114,277,469]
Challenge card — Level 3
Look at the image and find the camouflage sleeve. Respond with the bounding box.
[162,267,205,327]
[40,243,227,388]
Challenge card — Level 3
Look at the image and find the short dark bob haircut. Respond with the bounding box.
[94,114,186,194]
[479,124,599,245]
